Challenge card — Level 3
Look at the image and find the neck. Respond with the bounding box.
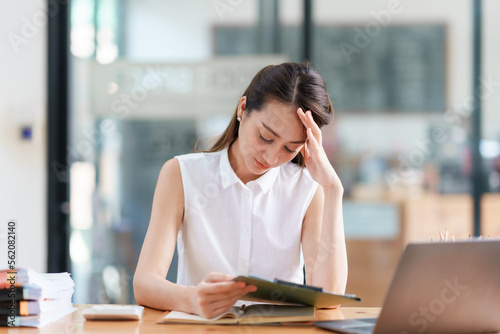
[228,139,258,184]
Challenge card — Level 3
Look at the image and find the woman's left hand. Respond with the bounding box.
[297,108,343,191]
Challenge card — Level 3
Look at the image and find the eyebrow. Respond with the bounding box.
[261,122,305,144]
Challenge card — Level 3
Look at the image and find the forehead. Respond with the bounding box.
[254,100,305,140]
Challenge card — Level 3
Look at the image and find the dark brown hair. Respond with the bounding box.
[206,62,334,166]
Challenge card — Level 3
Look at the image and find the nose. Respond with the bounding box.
[262,147,280,166]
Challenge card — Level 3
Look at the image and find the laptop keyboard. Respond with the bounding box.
[341,326,375,334]
[315,318,377,334]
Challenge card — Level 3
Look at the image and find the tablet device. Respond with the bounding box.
[234,275,361,308]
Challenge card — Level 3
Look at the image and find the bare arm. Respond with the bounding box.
[133,158,191,311]
[133,158,255,317]
[301,185,348,294]
[297,107,348,295]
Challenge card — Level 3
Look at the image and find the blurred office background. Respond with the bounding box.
[1,0,499,306]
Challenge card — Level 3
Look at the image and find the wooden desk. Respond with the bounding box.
[9,305,381,333]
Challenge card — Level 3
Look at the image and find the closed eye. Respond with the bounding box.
[259,133,273,144]
[259,133,297,155]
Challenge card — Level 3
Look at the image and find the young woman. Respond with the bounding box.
[133,62,347,319]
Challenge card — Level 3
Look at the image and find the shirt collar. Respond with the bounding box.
[219,146,279,193]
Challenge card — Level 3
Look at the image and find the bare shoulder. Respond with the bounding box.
[150,158,184,228]
[161,157,181,177]
[157,158,183,192]
[155,158,182,196]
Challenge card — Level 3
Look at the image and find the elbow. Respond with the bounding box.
[133,272,147,306]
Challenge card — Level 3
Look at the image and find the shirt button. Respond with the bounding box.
[244,194,250,199]
[242,227,248,234]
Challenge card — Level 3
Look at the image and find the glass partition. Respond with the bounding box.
[69,0,288,304]
[67,0,499,305]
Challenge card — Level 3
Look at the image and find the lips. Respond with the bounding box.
[255,159,270,170]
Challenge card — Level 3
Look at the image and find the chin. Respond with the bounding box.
[249,165,267,175]
[246,159,267,175]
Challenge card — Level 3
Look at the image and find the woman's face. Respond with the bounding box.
[234,97,306,178]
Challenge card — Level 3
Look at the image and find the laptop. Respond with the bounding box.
[315,240,500,334]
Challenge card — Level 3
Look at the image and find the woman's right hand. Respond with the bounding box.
[190,272,257,319]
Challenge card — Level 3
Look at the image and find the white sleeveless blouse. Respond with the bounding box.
[174,147,318,286]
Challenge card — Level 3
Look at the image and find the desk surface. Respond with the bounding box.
[10,305,381,333]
